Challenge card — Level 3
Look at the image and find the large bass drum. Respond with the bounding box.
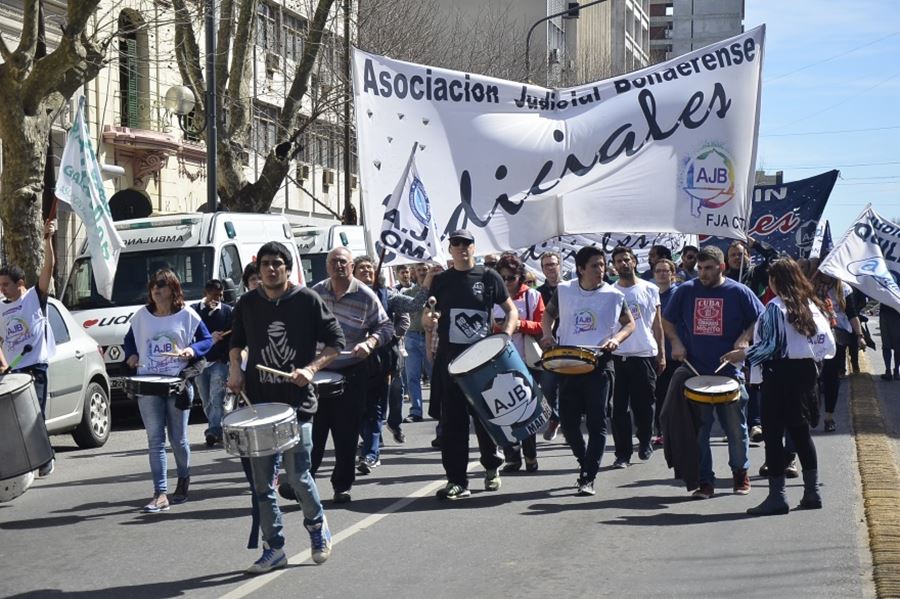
[0,374,53,502]
[448,334,549,447]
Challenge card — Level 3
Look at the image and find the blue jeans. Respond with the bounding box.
[137,388,192,494]
[404,332,431,418]
[195,361,229,437]
[250,421,323,550]
[16,363,48,417]
[540,369,560,421]
[361,376,389,460]
[697,386,750,483]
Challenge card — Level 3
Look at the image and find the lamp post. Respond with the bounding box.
[524,0,611,83]
[164,0,217,213]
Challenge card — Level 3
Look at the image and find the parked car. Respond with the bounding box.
[44,297,111,448]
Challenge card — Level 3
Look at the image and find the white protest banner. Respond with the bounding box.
[352,26,764,263]
[809,218,832,260]
[520,232,692,280]
[55,98,124,299]
[378,142,448,265]
[819,207,900,311]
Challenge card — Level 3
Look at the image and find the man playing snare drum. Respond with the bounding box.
[540,246,635,496]
[424,229,518,500]
[228,241,345,574]
[660,245,764,499]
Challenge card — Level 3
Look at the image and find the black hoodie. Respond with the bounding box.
[231,285,345,417]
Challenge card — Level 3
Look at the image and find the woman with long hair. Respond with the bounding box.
[812,271,866,431]
[124,269,212,513]
[722,258,835,516]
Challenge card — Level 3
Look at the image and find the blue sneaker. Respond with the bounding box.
[305,517,332,564]
[246,543,287,575]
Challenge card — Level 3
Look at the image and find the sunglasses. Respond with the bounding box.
[449,238,472,247]
[153,279,170,289]
[501,275,518,282]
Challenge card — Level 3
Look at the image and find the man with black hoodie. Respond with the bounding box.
[228,241,345,574]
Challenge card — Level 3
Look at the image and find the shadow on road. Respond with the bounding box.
[5,569,256,598]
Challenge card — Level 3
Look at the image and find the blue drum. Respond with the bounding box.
[448,334,550,447]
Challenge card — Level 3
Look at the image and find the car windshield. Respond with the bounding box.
[62,248,214,310]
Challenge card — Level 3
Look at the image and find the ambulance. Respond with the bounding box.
[61,212,303,400]
[293,224,367,285]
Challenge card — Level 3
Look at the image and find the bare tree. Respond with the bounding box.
[172,0,340,213]
[0,1,110,281]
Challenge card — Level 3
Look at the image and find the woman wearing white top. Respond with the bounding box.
[124,270,212,513]
[723,258,835,516]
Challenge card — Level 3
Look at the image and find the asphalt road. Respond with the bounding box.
[0,374,877,599]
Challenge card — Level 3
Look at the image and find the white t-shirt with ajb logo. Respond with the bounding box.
[613,278,660,358]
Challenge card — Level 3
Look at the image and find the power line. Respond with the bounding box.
[765,30,900,82]
[776,160,900,170]
[760,125,900,137]
[841,175,900,181]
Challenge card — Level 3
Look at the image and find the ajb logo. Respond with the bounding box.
[681,144,736,218]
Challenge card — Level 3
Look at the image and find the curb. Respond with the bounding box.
[851,352,900,598]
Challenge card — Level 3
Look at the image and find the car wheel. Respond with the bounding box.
[72,381,111,448]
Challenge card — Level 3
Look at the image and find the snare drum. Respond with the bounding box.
[222,402,300,457]
[539,346,599,375]
[684,375,741,405]
[448,334,549,447]
[312,370,345,401]
[125,375,183,398]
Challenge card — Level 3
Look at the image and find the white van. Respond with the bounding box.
[61,212,303,400]
[294,224,367,286]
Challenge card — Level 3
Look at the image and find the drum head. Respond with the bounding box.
[685,375,739,394]
[313,370,344,386]
[0,373,34,396]
[448,334,510,375]
[223,402,294,426]
[129,375,182,384]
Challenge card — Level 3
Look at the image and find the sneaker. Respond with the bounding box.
[576,478,596,496]
[612,458,630,469]
[37,459,54,478]
[638,444,653,461]
[542,419,560,441]
[784,459,799,479]
[333,490,352,504]
[305,517,333,565]
[171,476,190,505]
[246,543,287,575]
[142,493,170,513]
[525,459,539,473]
[484,468,502,491]
[430,437,442,449]
[750,425,764,443]
[759,462,769,477]
[385,424,406,444]
[403,414,423,423]
[691,482,715,499]
[357,456,380,474]
[500,461,522,473]
[436,482,470,500]
[824,419,836,432]
[733,469,751,495]
[356,457,370,475]
[205,433,220,447]
[651,435,664,448]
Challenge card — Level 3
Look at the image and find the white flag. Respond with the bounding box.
[819,207,900,311]
[55,98,124,300]
[376,142,448,265]
[808,218,831,260]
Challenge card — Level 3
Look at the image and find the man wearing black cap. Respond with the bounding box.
[423,229,518,500]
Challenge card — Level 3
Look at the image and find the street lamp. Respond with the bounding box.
[525,0,612,83]
[164,85,201,132]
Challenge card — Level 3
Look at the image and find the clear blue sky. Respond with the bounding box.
[745,1,900,235]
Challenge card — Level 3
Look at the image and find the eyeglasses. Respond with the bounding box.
[484,262,498,268]
[449,239,472,247]
[259,259,285,269]
[153,279,169,289]
[501,275,518,282]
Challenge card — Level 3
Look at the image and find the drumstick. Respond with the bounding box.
[255,364,294,379]
[682,359,701,376]
[714,360,732,374]
[220,330,232,337]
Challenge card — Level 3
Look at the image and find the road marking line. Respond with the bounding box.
[220,463,475,599]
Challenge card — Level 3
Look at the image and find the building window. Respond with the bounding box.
[118,10,150,129]
[256,2,278,52]
[284,13,307,63]
[252,101,281,154]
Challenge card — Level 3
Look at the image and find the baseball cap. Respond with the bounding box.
[448,229,475,242]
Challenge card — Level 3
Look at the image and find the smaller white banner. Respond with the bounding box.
[819,207,900,312]
[55,98,124,299]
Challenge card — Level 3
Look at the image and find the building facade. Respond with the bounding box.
[0,0,359,283]
[649,0,745,62]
